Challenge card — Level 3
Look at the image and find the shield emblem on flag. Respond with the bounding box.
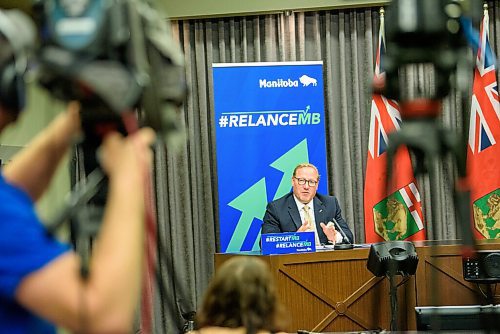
[473,189,500,239]
[373,187,424,241]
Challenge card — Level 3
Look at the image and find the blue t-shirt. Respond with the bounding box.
[0,174,69,333]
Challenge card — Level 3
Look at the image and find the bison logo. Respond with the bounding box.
[299,75,317,87]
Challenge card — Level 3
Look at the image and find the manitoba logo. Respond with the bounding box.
[473,189,500,239]
[259,78,298,88]
[259,74,318,88]
[373,183,424,241]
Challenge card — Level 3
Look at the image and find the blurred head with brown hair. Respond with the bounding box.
[196,256,286,334]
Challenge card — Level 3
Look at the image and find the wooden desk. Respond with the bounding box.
[215,240,500,333]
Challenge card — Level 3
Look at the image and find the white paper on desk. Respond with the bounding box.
[315,244,336,251]
[352,243,372,248]
[316,243,370,251]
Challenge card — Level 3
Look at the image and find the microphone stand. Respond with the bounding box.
[331,218,354,250]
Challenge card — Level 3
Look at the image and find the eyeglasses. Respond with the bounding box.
[294,177,318,187]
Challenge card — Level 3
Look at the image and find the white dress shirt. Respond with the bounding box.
[293,196,321,246]
[293,195,343,245]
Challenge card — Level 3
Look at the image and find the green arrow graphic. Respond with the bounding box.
[252,231,262,251]
[226,177,268,252]
[271,139,309,200]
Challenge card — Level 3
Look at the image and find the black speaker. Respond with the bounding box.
[367,241,419,277]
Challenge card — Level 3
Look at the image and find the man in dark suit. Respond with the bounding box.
[262,163,353,245]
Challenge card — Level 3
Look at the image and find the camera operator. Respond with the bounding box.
[0,9,155,334]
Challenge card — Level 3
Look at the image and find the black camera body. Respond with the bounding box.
[37,0,141,115]
[382,0,482,103]
[35,0,186,144]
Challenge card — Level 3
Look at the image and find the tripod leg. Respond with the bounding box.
[388,273,398,331]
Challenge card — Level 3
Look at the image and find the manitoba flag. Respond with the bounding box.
[363,10,425,242]
[467,8,500,239]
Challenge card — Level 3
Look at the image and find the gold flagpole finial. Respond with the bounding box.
[379,7,385,17]
[484,2,488,12]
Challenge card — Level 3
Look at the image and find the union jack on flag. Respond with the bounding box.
[368,17,402,159]
[468,9,499,154]
[364,9,425,242]
[368,96,401,159]
[466,8,500,239]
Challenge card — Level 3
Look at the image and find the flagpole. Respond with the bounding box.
[480,0,497,310]
[378,6,384,86]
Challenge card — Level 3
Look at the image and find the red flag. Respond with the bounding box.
[467,9,500,239]
[364,11,426,243]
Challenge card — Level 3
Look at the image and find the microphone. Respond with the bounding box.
[329,218,353,250]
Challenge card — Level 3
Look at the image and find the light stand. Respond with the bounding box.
[367,241,418,331]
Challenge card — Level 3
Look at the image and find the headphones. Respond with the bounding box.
[0,10,35,114]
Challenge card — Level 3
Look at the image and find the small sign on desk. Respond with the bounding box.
[261,232,316,255]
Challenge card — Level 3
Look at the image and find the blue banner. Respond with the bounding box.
[213,61,329,253]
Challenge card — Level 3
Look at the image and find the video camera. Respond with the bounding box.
[27,0,187,221]
[34,0,187,146]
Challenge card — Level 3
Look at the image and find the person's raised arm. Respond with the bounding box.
[3,102,81,201]
[15,128,155,333]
